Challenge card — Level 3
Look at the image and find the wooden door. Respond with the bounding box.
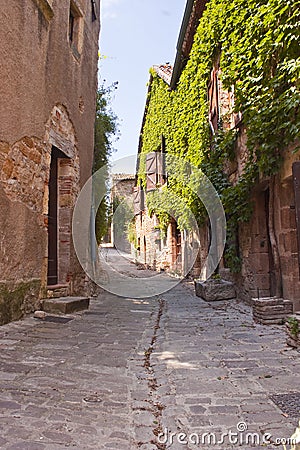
[293,162,300,275]
[265,188,276,296]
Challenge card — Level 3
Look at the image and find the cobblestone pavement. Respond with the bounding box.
[0,279,299,449]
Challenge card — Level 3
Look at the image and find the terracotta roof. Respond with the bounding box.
[153,64,173,85]
[112,173,135,181]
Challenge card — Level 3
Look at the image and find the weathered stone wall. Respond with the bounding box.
[0,280,41,325]
[135,210,172,270]
[112,175,135,203]
[134,208,203,277]
[277,147,300,309]
[0,0,100,324]
[111,175,135,252]
[236,189,271,302]
[232,143,300,310]
[0,0,99,183]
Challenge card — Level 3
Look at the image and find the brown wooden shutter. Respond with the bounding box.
[140,187,145,210]
[156,152,166,185]
[208,68,219,133]
[146,152,157,191]
[133,186,145,215]
[133,187,140,215]
[292,162,300,271]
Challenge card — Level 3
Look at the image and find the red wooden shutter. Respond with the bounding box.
[208,68,219,133]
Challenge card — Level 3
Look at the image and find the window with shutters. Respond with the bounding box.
[145,136,167,192]
[230,86,243,128]
[146,151,166,192]
[208,65,242,132]
[133,186,145,216]
[146,152,158,191]
[208,67,220,134]
[158,135,167,186]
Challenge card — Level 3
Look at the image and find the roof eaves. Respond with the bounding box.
[135,73,154,180]
[170,0,208,90]
[170,0,195,90]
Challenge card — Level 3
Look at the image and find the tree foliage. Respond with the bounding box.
[93,82,119,243]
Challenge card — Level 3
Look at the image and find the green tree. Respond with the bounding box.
[93,82,119,243]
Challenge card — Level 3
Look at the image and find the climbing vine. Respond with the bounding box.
[138,0,300,272]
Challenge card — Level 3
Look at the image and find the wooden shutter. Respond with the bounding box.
[146,152,157,191]
[133,187,140,215]
[293,162,300,271]
[133,186,145,215]
[156,152,166,185]
[208,68,219,133]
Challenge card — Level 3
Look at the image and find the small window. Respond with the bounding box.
[209,66,242,132]
[69,0,83,59]
[33,0,54,21]
[91,0,97,21]
[69,9,75,42]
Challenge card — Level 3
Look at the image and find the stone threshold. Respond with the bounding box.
[41,296,90,314]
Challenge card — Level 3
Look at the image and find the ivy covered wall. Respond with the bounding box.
[138,0,300,272]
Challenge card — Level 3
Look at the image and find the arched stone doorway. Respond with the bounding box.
[43,104,80,293]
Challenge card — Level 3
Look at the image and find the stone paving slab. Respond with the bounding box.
[0,278,299,449]
[0,293,158,449]
[151,282,300,449]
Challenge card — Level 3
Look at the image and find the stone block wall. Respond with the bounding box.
[0,0,100,324]
[229,139,300,311]
[252,297,293,325]
[135,211,175,272]
[134,208,203,278]
[275,176,300,307]
[236,190,271,303]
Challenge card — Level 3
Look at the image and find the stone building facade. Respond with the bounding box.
[135,0,300,312]
[111,174,135,252]
[235,143,300,310]
[0,0,100,324]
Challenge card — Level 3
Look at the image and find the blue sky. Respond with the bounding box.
[99,0,186,173]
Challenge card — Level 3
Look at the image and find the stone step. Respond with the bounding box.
[252,296,294,325]
[41,297,90,314]
[194,279,236,301]
[47,284,69,298]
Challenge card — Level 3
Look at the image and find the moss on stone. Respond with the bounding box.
[0,279,41,325]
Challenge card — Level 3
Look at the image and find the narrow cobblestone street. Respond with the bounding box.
[0,273,299,449]
[1,1,300,449]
